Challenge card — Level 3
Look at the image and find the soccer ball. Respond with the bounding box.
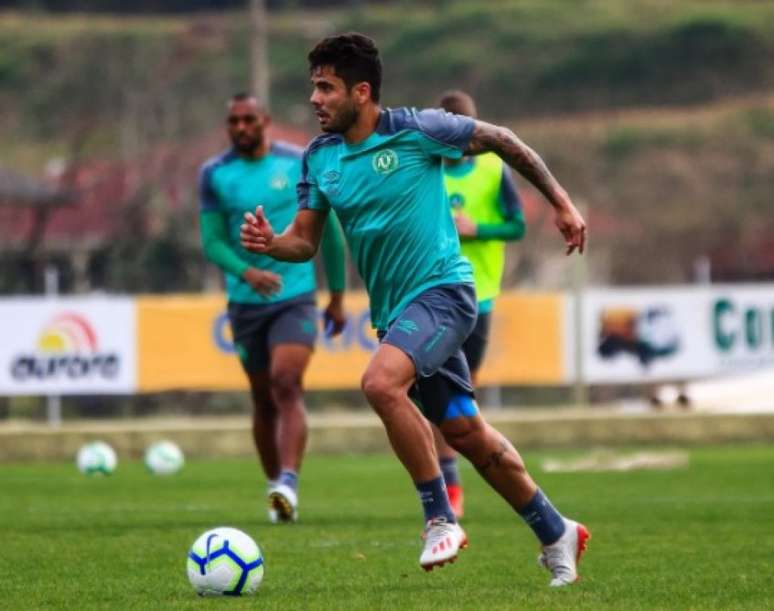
[76,441,117,475]
[187,527,265,596]
[144,440,185,475]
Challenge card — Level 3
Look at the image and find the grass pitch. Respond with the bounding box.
[1,444,772,610]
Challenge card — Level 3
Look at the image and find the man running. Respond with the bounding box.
[240,35,590,585]
[200,92,346,523]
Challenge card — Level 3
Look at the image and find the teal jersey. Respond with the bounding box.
[298,107,476,330]
[199,142,316,305]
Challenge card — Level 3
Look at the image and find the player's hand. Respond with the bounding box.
[241,205,275,254]
[453,212,478,239]
[242,268,282,296]
[323,292,346,338]
[554,202,587,255]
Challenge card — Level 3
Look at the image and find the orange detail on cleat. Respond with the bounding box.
[447,484,464,519]
[576,524,591,563]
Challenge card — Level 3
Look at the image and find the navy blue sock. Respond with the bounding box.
[278,469,298,492]
[518,489,566,545]
[439,457,460,487]
[416,476,456,523]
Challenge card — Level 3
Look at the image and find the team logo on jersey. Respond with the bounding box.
[449,193,465,209]
[270,174,289,190]
[372,149,399,175]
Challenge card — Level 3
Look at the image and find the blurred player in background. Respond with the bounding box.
[431,90,526,519]
[240,34,589,585]
[199,93,346,523]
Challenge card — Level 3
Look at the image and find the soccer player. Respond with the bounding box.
[199,93,347,524]
[240,34,590,585]
[431,90,527,519]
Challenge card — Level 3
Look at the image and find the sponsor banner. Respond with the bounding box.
[136,293,379,392]
[478,292,564,385]
[137,291,565,392]
[572,284,774,383]
[0,297,135,395]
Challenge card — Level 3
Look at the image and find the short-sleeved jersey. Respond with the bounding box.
[199,142,316,305]
[298,107,475,330]
[444,153,523,302]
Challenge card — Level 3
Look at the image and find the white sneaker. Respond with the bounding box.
[267,483,298,524]
[419,518,468,571]
[538,518,591,586]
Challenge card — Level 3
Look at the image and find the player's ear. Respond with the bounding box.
[352,82,371,105]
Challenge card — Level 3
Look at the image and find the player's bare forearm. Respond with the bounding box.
[266,230,318,262]
[241,207,325,262]
[466,121,570,210]
[466,120,587,254]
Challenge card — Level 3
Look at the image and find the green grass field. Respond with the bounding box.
[1,444,772,610]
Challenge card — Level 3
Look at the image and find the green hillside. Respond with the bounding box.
[1,0,772,288]
[2,0,774,156]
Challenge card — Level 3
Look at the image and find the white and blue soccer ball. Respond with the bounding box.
[187,527,265,596]
[76,441,117,475]
[144,440,185,475]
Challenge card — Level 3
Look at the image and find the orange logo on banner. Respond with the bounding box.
[136,292,562,392]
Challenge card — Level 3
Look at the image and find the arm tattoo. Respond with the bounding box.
[466,121,563,208]
[475,440,510,474]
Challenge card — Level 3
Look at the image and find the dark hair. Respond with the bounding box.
[438,90,478,119]
[308,33,382,102]
[230,92,254,103]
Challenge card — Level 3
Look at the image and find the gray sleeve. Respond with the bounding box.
[414,108,476,153]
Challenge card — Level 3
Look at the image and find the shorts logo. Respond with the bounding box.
[395,319,419,335]
[372,149,399,175]
[423,325,448,352]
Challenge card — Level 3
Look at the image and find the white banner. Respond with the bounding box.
[0,297,136,395]
[569,284,774,384]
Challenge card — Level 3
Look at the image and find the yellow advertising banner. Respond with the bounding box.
[477,292,564,385]
[136,291,563,392]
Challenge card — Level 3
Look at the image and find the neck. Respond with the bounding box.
[444,157,465,167]
[343,104,381,145]
[238,137,271,160]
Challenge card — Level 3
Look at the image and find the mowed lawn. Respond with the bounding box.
[1,444,772,610]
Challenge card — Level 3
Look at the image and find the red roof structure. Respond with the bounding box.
[0,123,310,251]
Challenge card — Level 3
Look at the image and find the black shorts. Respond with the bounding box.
[228,292,317,374]
[462,310,492,374]
[378,283,477,424]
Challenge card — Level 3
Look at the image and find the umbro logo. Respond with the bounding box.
[322,170,341,183]
[395,319,419,335]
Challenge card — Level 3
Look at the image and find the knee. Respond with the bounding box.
[252,396,275,420]
[270,369,302,404]
[361,371,402,415]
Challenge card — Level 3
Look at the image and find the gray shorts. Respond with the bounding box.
[379,283,477,422]
[228,292,317,373]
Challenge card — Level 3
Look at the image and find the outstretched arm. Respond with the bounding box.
[465,120,587,254]
[241,206,327,262]
[319,213,347,337]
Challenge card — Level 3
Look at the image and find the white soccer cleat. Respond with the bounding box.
[538,518,591,586]
[419,518,468,571]
[267,483,298,524]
